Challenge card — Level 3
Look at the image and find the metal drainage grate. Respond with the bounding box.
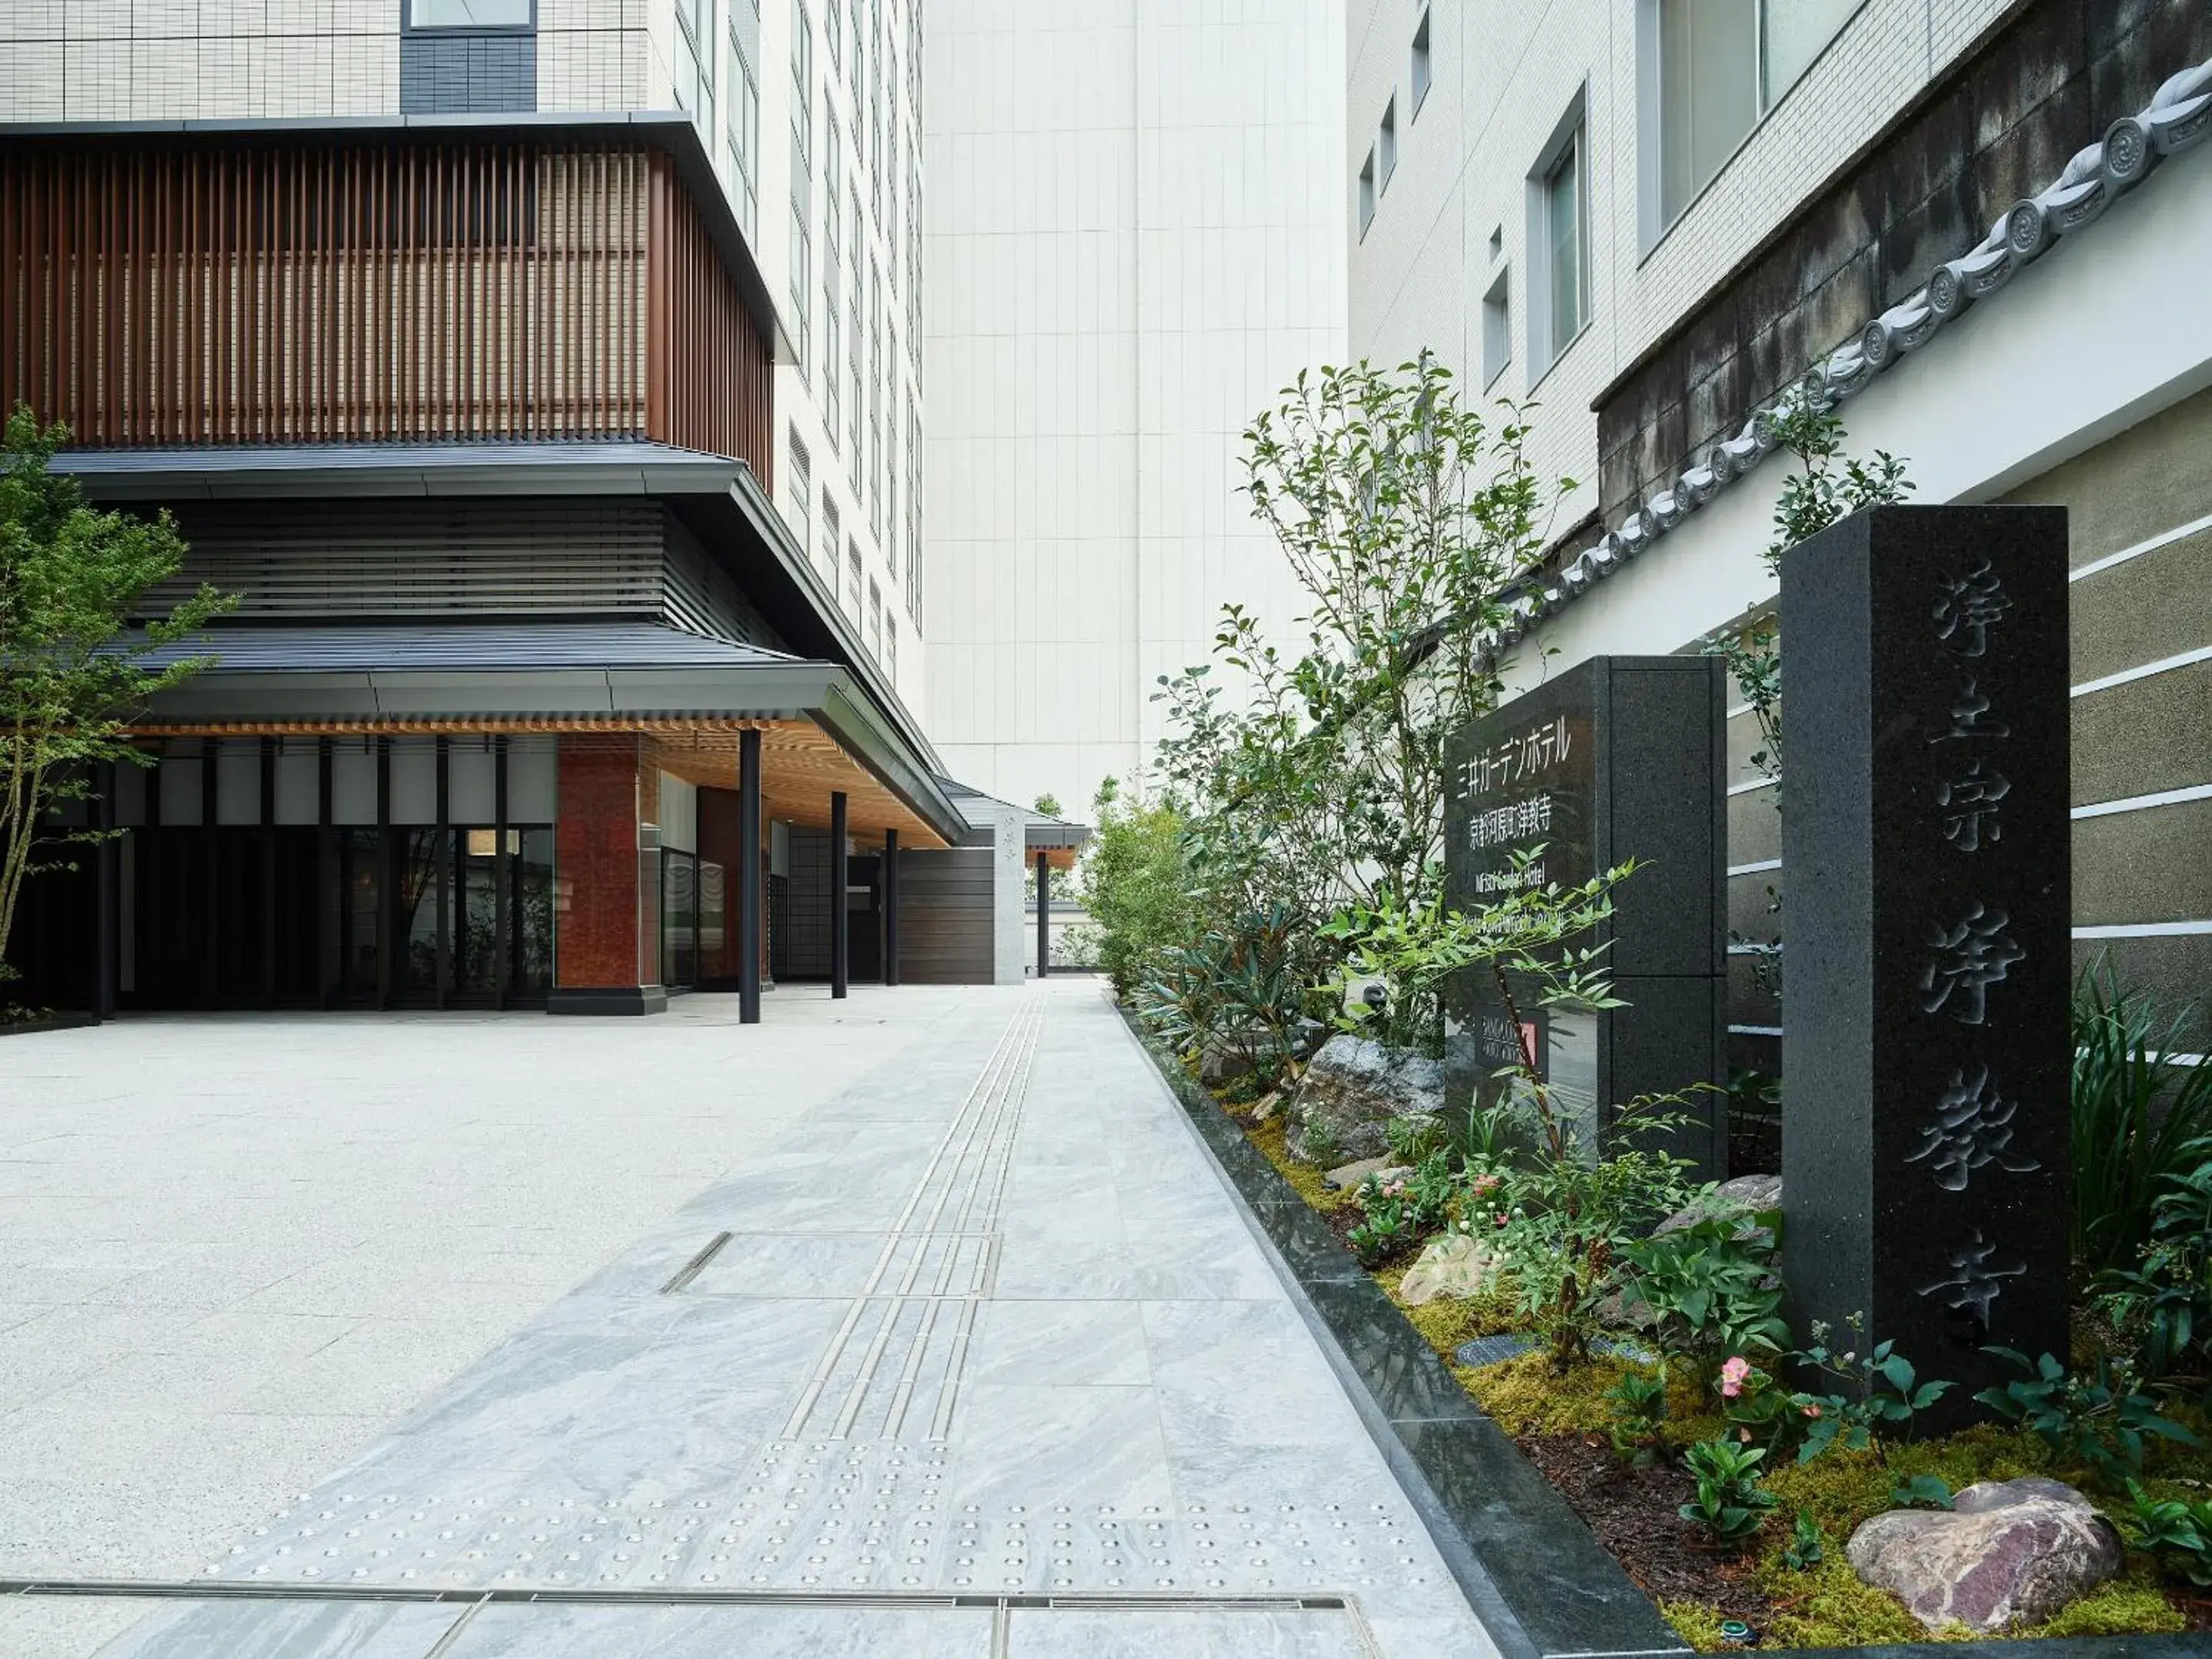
[659,1231,733,1294]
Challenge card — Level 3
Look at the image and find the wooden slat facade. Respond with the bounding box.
[0,137,771,486]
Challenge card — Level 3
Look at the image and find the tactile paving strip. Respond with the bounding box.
[202,1441,1436,1600]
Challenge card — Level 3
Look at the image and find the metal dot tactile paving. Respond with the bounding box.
[204,1441,1429,1601]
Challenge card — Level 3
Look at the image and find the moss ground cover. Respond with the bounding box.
[1202,1081,2212,1647]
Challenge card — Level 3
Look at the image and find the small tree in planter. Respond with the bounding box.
[1144,353,1570,1059]
[0,409,233,999]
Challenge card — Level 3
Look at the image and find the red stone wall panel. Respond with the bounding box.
[554,736,643,989]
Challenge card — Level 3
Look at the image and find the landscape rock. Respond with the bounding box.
[1321,1156,1406,1191]
[1285,1036,1445,1164]
[1846,1478,2123,1634]
[1399,1233,1502,1306]
[1652,1173,1783,1240]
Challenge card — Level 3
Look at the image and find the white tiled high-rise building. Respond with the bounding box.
[1,0,923,708]
[921,2,1349,816]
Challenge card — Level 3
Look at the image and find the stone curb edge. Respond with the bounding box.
[1111,998,2207,1659]
[1114,999,1680,1659]
[0,1013,101,1038]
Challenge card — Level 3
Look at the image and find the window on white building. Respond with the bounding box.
[1378,97,1397,192]
[789,4,813,378]
[886,615,897,681]
[820,493,840,582]
[849,187,866,462]
[1412,9,1432,116]
[823,118,843,445]
[846,543,863,621]
[868,579,883,658]
[674,0,713,131]
[787,431,811,549]
[1481,267,1511,390]
[1651,0,1864,235]
[1528,104,1589,373]
[727,25,759,240]
[409,0,531,25]
[1356,147,1376,238]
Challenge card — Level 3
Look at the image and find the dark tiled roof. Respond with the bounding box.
[134,622,803,674]
[936,777,1091,843]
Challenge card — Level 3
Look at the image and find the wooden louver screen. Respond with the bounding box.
[0,138,764,471]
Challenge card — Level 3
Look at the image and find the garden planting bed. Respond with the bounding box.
[1131,1020,2212,1656]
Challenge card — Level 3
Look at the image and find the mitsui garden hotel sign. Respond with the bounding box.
[1445,700,1601,1146]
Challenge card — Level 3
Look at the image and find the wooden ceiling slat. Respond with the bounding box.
[132,716,951,846]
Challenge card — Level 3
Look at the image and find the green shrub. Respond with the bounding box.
[1974,1349,2197,1488]
[2098,1153,2212,1382]
[1679,1436,1778,1548]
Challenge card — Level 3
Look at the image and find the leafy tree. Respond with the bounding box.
[1031,791,1062,817]
[1081,776,1190,998]
[1704,399,1913,790]
[1142,354,1567,1048]
[0,409,233,988]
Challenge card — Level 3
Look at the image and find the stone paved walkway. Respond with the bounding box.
[3,982,1497,1657]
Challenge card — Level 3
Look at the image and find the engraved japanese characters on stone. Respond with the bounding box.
[1932,558,2013,657]
[1936,760,2012,853]
[1905,1065,2041,1191]
[1918,902,2024,1025]
[1929,680,2011,743]
[1919,1229,2028,1325]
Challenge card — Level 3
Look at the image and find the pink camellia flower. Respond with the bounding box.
[1801,1402,1823,1419]
[1720,1356,1753,1398]
[1469,1174,1501,1197]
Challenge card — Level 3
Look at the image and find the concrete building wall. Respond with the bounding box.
[922,0,1348,817]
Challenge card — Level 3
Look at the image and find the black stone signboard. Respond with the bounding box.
[1781,505,2069,1431]
[1443,655,1729,1178]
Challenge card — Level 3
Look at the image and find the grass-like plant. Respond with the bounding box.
[2073,956,2212,1273]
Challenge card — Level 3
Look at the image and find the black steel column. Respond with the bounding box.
[260,737,276,1008]
[1035,850,1050,979]
[829,790,849,1000]
[882,828,899,987]
[93,761,118,1021]
[494,737,510,1011]
[435,737,451,1008]
[317,738,335,1008]
[201,741,219,1007]
[376,737,393,1009]
[737,727,763,1024]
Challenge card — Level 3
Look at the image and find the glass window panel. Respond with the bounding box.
[700,861,728,981]
[1546,132,1585,357]
[455,828,499,999]
[340,829,380,997]
[663,851,699,989]
[409,0,531,25]
[1764,0,1860,104]
[1660,0,1757,226]
[515,828,555,994]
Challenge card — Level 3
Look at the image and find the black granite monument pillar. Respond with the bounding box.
[1443,655,1730,1177]
[1781,505,2069,1430]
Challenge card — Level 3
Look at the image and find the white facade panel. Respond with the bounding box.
[924,0,1348,815]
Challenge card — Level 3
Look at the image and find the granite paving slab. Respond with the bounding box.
[49,983,1498,1656]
